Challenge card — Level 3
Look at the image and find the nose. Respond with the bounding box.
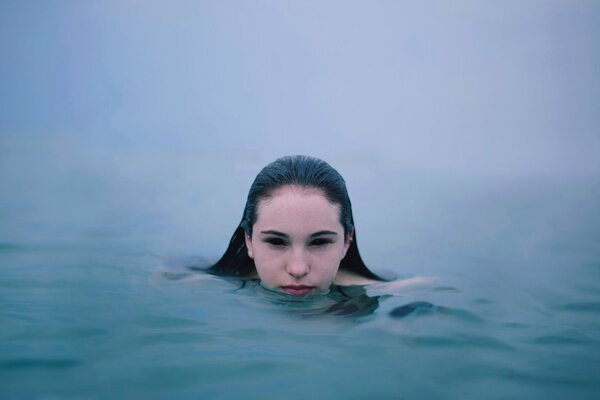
[285,249,310,279]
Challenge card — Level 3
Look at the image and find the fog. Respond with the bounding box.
[1,1,599,255]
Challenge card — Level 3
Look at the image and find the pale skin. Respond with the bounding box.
[244,185,434,296]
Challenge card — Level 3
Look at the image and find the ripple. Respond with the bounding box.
[5,327,108,341]
[561,302,600,312]
[141,332,214,344]
[0,358,81,370]
[136,314,204,328]
[390,301,435,318]
[501,322,529,329]
[225,328,271,340]
[389,301,483,322]
[161,271,192,281]
[432,286,461,293]
[531,329,592,346]
[402,334,513,351]
[533,335,589,345]
[0,242,24,252]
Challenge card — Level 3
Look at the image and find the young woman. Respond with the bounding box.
[207,155,429,296]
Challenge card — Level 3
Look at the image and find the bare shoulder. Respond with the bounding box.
[335,270,437,294]
[367,276,438,295]
[334,269,381,286]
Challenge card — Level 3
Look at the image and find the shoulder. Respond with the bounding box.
[366,276,438,295]
[335,270,438,293]
[334,269,381,286]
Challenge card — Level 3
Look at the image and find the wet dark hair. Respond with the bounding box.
[206,155,382,281]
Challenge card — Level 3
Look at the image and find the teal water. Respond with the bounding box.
[1,176,600,399]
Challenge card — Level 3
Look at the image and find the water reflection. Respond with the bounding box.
[161,265,382,319]
[243,280,382,319]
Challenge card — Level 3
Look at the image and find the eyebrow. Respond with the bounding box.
[260,230,338,238]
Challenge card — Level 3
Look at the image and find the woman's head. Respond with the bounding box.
[207,155,382,292]
[239,155,354,237]
[244,184,352,294]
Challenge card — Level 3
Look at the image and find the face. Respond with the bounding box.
[245,185,352,296]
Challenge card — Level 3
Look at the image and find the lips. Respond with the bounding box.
[281,285,314,296]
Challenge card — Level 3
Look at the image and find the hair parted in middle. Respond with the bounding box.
[206,155,383,281]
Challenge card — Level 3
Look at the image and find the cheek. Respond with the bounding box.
[252,245,280,271]
[252,249,285,285]
[317,247,346,272]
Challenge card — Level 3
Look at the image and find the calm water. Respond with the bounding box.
[1,174,600,399]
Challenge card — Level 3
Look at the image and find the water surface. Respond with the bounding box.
[1,174,599,399]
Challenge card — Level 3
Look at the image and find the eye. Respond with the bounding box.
[310,238,333,247]
[264,237,287,247]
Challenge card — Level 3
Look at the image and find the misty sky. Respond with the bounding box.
[1,0,599,178]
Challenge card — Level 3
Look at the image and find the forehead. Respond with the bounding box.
[254,185,342,231]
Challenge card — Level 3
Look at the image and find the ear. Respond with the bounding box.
[342,229,353,258]
[245,234,254,259]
